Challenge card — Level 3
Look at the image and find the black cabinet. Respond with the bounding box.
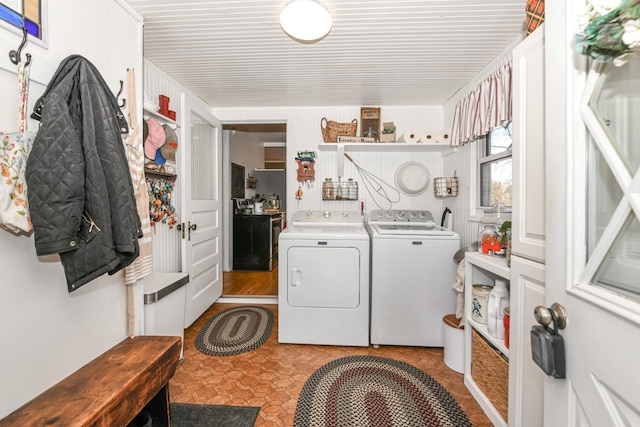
[233,214,282,271]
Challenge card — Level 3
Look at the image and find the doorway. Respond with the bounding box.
[222,122,286,297]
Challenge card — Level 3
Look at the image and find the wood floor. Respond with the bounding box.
[223,269,278,296]
[173,272,492,426]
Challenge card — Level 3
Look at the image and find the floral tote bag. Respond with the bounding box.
[0,61,36,234]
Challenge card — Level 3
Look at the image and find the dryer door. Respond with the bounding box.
[287,246,361,308]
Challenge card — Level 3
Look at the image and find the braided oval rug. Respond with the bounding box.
[195,306,273,356]
[294,355,472,427]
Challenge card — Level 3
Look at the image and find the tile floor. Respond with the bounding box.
[170,302,492,426]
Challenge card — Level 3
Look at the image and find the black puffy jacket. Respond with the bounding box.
[26,55,142,292]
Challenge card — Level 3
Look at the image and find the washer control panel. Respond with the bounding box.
[369,209,435,224]
[292,210,363,227]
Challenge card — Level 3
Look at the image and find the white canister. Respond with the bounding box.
[254,202,263,213]
[471,285,492,324]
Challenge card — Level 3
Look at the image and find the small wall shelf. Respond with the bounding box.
[143,108,179,128]
[144,169,177,179]
[318,142,451,152]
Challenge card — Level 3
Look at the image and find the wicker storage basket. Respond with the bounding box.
[321,117,358,143]
[472,329,509,421]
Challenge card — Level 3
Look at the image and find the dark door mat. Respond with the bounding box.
[170,402,260,427]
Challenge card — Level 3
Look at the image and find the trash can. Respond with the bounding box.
[443,313,465,374]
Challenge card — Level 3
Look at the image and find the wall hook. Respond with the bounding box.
[9,27,31,66]
[116,80,126,108]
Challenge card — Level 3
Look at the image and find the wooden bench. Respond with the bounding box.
[0,336,182,427]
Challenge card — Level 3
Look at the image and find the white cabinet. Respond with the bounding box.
[508,256,546,427]
[464,252,510,427]
[512,25,545,264]
[509,23,547,427]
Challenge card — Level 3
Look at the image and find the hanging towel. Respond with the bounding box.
[452,258,466,326]
[123,68,153,336]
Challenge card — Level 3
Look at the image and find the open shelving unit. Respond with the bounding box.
[464,252,511,427]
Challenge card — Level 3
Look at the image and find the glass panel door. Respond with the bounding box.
[582,59,640,303]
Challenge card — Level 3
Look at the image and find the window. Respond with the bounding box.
[479,122,512,208]
[0,0,41,38]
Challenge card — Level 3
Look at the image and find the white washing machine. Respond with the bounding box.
[278,210,370,346]
[367,209,460,347]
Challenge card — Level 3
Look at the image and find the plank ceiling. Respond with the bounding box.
[125,0,527,108]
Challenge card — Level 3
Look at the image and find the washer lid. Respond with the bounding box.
[369,223,457,237]
[395,161,430,196]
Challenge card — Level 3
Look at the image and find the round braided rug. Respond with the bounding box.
[195,306,273,356]
[294,355,472,427]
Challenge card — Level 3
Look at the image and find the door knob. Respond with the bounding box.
[534,303,568,330]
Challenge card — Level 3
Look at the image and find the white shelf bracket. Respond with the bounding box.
[336,144,345,178]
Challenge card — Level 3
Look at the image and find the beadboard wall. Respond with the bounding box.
[143,59,185,273]
[214,106,450,221]
[442,145,480,247]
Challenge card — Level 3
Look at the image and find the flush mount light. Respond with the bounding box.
[280,0,332,43]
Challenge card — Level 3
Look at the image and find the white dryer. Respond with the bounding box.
[278,210,370,346]
[367,209,460,347]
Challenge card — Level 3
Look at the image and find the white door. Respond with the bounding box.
[181,93,223,327]
[545,2,640,425]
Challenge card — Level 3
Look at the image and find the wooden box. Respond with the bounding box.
[360,107,381,139]
[380,132,396,143]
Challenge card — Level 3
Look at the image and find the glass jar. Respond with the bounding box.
[479,204,512,256]
[322,178,334,199]
[347,178,357,200]
[479,227,501,254]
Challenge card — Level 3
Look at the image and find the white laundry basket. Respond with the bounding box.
[443,314,465,373]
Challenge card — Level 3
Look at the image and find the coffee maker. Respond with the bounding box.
[233,198,252,214]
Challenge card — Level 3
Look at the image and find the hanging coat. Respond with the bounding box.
[26,55,142,292]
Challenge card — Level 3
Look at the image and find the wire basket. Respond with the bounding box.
[433,175,459,198]
[321,117,358,143]
[472,329,509,421]
[322,179,358,200]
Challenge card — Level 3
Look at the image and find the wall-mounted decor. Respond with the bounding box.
[146,176,177,228]
[246,174,257,189]
[295,150,316,187]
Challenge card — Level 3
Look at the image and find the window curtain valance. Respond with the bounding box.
[451,60,513,146]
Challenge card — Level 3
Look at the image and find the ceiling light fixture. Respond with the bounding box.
[280,0,332,43]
